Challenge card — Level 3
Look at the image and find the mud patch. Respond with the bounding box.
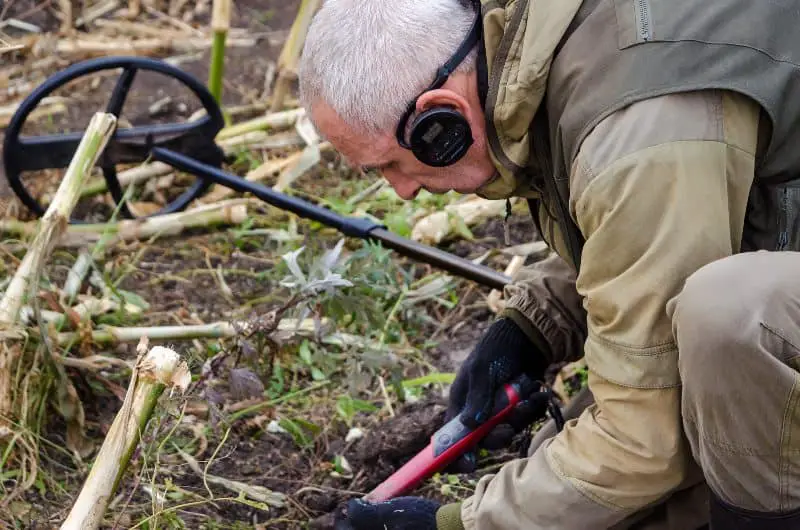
[304,399,447,528]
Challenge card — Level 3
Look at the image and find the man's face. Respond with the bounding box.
[311,98,497,200]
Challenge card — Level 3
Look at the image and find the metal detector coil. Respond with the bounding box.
[3,56,226,220]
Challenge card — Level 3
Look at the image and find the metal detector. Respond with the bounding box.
[2,56,511,290]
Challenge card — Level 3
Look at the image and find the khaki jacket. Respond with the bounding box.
[461,0,767,528]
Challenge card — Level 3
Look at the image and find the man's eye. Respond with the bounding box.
[361,165,390,178]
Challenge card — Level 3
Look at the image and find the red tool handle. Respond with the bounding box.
[365,374,536,502]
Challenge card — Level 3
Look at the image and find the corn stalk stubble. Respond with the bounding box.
[0,112,117,419]
[60,342,191,530]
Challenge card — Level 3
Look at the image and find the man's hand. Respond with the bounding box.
[333,497,464,530]
[445,317,551,471]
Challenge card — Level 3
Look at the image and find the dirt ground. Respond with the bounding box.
[0,2,562,528]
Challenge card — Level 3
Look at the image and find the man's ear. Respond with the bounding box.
[415,89,475,124]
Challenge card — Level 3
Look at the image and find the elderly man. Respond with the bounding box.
[298,0,800,529]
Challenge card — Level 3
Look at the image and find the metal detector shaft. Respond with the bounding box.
[152,147,512,290]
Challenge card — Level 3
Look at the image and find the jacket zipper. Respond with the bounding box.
[636,0,652,41]
[777,187,790,251]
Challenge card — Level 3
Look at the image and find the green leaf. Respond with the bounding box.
[350,398,378,413]
[298,340,312,365]
[310,366,327,381]
[116,289,150,310]
[449,212,475,241]
[402,373,456,388]
[278,418,312,448]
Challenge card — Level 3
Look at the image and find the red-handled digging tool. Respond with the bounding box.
[364,374,539,502]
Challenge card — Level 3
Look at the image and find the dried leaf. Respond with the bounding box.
[205,387,225,407]
[57,376,94,459]
[229,368,265,400]
[170,361,191,393]
[240,339,257,360]
[205,387,225,428]
[9,500,31,517]
[136,336,150,355]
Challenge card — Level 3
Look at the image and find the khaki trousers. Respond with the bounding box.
[529,251,800,529]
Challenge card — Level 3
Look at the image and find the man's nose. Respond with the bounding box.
[382,168,421,200]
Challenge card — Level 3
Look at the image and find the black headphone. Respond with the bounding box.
[395,16,483,168]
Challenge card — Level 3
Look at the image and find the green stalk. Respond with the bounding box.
[229,380,331,422]
[55,318,322,347]
[208,0,231,104]
[208,32,227,103]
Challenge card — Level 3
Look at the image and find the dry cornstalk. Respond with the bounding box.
[91,18,186,39]
[124,0,141,18]
[215,108,305,140]
[176,447,285,507]
[74,0,121,27]
[82,161,173,198]
[487,255,526,314]
[20,295,142,330]
[0,112,116,418]
[270,0,321,111]
[0,113,116,324]
[56,317,327,347]
[58,0,73,33]
[0,95,69,124]
[411,196,517,245]
[0,199,251,247]
[273,144,322,192]
[0,39,24,54]
[63,250,93,302]
[217,130,305,151]
[200,153,302,203]
[60,341,191,530]
[203,141,331,202]
[501,240,551,259]
[42,34,256,58]
[143,4,205,36]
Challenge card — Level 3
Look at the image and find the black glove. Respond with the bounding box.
[445,317,551,472]
[333,497,442,530]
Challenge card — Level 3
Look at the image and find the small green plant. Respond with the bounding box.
[335,394,378,428]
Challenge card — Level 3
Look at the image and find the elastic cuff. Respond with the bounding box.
[436,502,466,530]
[499,308,554,365]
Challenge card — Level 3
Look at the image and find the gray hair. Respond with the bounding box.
[298,0,478,134]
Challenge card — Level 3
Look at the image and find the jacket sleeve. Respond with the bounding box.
[499,252,587,366]
[459,90,762,529]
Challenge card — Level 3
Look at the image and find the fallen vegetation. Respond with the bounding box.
[0,1,586,528]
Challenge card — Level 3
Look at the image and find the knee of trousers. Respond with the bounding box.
[669,251,792,389]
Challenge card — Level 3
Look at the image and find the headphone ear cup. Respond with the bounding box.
[408,107,474,167]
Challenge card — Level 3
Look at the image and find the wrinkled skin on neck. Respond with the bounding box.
[309,70,497,200]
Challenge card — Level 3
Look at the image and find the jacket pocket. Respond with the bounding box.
[613,0,649,48]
